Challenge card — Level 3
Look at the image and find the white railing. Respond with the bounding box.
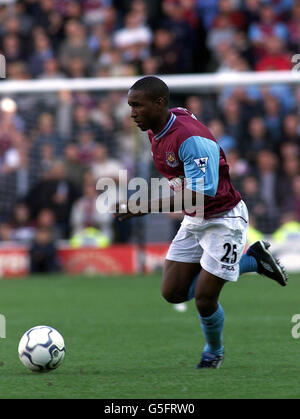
[0,70,299,94]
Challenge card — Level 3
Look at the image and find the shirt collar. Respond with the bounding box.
[154,112,176,141]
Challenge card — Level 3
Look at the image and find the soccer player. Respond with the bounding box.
[117,76,288,369]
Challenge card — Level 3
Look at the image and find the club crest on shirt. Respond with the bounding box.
[194,157,209,173]
[166,151,179,167]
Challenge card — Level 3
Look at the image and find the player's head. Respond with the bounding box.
[128,76,169,131]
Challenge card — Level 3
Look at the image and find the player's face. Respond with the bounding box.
[128,89,162,131]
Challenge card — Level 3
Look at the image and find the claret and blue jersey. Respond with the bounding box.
[148,107,241,218]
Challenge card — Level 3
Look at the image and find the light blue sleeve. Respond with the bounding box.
[248,24,261,42]
[178,136,220,197]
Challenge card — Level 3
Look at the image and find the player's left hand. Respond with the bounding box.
[113,202,146,221]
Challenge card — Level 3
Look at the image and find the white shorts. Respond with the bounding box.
[166,200,249,282]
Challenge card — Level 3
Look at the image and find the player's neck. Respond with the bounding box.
[152,111,171,135]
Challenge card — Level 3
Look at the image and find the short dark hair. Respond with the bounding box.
[130,76,169,106]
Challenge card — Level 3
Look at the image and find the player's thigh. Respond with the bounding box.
[162,221,202,302]
[162,259,201,303]
[199,203,248,283]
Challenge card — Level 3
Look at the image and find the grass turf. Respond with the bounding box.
[0,272,299,399]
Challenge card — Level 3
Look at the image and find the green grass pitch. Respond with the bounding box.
[0,272,300,399]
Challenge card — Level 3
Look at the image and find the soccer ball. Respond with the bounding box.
[18,325,66,372]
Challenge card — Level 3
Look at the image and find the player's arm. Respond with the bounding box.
[115,136,220,221]
[115,183,208,221]
[178,135,220,199]
[115,193,190,221]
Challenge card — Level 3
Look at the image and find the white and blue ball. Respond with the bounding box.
[18,326,66,372]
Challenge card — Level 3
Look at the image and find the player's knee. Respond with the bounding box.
[161,288,186,304]
[195,295,217,317]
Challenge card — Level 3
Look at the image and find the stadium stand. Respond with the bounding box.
[0,0,299,254]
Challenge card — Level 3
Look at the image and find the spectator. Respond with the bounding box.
[83,0,115,27]
[289,175,300,221]
[90,97,114,130]
[241,175,269,233]
[226,148,249,191]
[63,1,83,21]
[276,156,300,211]
[140,55,160,75]
[254,35,292,71]
[248,3,288,63]
[219,81,262,119]
[113,10,152,64]
[45,11,65,52]
[70,181,114,241]
[35,208,60,241]
[206,14,236,54]
[27,32,54,78]
[26,160,80,238]
[58,19,93,76]
[6,60,30,80]
[2,33,26,64]
[163,0,199,30]
[31,112,63,164]
[11,202,35,243]
[29,227,61,273]
[196,0,219,31]
[114,115,136,176]
[63,143,88,190]
[280,113,300,146]
[207,118,236,153]
[91,143,127,202]
[28,0,55,28]
[66,56,89,78]
[108,91,131,123]
[1,14,28,47]
[221,97,244,146]
[267,0,294,17]
[0,116,30,219]
[36,142,56,179]
[242,0,260,27]
[260,84,295,114]
[245,116,269,163]
[1,130,30,200]
[88,24,108,54]
[93,32,115,72]
[216,46,244,73]
[217,0,246,31]
[39,57,66,79]
[150,27,180,74]
[255,149,279,232]
[287,0,300,53]
[160,0,196,72]
[0,223,14,243]
[77,129,97,167]
[262,94,282,144]
[279,141,300,160]
[72,105,98,139]
[185,95,212,123]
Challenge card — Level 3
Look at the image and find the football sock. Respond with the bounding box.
[199,303,224,356]
[187,274,198,301]
[239,254,258,275]
[187,255,258,302]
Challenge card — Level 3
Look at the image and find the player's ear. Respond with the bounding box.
[155,97,165,109]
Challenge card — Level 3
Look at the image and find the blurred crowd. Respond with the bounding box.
[0,0,299,255]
